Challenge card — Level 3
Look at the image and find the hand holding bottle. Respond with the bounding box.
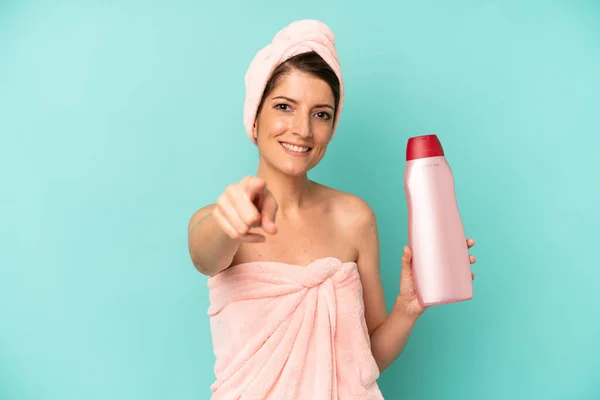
[395,238,477,319]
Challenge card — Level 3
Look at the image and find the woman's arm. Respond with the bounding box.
[187,176,279,276]
[188,204,242,276]
[368,294,420,372]
[352,199,422,373]
[352,197,477,372]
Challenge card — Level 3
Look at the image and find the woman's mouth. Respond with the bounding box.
[280,142,311,156]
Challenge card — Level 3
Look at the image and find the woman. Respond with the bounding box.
[188,19,476,399]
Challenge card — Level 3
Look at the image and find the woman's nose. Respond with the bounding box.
[292,113,312,138]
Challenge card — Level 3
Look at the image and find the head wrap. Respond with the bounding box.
[243,19,344,144]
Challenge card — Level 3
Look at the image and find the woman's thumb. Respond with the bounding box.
[401,246,413,279]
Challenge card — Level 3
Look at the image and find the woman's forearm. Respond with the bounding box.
[370,304,421,373]
[188,205,241,276]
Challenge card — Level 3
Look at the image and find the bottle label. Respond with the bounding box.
[421,162,441,169]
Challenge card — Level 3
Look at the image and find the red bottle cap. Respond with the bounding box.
[406,134,444,160]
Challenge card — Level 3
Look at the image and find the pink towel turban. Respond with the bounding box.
[243,19,344,145]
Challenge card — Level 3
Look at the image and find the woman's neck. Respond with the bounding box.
[256,161,315,215]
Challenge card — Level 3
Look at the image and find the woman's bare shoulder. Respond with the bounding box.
[313,183,376,229]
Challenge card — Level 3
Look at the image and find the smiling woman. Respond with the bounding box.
[186,19,475,399]
[252,55,338,176]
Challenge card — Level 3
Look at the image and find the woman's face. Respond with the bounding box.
[253,69,335,177]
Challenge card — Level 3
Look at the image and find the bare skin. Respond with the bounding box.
[187,69,477,373]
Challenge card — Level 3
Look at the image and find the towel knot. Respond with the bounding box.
[295,257,347,288]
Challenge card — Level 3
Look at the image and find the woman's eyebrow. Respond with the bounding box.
[272,95,333,109]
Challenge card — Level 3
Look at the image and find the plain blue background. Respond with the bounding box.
[1,1,599,399]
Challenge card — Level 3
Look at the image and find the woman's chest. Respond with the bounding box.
[233,214,357,266]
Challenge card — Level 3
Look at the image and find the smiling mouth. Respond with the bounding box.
[280,142,312,153]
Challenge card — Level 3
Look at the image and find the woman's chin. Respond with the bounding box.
[280,166,311,177]
[277,160,314,177]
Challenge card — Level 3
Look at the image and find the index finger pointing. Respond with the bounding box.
[241,176,266,199]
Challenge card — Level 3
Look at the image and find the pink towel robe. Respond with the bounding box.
[207,257,384,399]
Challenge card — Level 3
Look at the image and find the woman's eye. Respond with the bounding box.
[315,111,331,120]
[276,103,290,111]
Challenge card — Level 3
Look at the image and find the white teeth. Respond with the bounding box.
[281,142,310,153]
